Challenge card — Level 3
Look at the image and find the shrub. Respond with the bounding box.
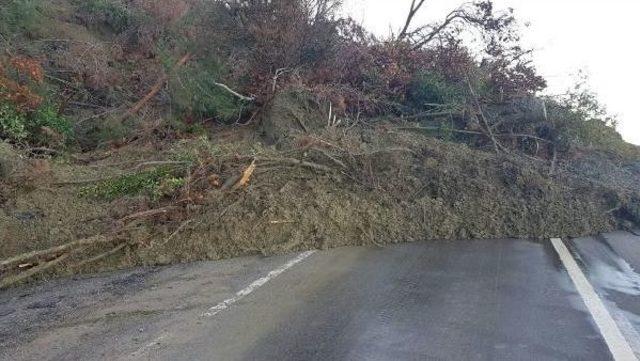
[0,0,47,38]
[78,0,138,34]
[407,72,465,108]
[32,104,73,139]
[0,103,28,141]
[0,101,73,145]
[168,57,247,122]
[0,56,72,146]
[547,79,636,158]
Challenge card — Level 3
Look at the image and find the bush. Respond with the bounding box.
[78,0,138,34]
[0,101,72,145]
[169,58,248,122]
[0,102,28,141]
[0,0,47,38]
[407,72,465,108]
[32,104,73,139]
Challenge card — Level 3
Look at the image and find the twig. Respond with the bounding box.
[466,76,502,154]
[397,126,484,136]
[72,242,129,269]
[258,157,335,173]
[27,147,59,156]
[398,0,427,40]
[269,220,296,224]
[213,81,255,102]
[350,147,417,157]
[401,110,456,120]
[549,145,558,176]
[53,176,122,186]
[75,107,123,126]
[131,161,190,172]
[119,206,180,224]
[158,220,194,247]
[311,148,348,170]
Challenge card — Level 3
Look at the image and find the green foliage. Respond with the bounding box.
[0,0,47,38]
[0,103,28,141]
[79,0,137,34]
[33,104,73,138]
[81,167,185,200]
[0,101,72,144]
[549,79,636,159]
[407,72,465,108]
[169,58,247,122]
[551,104,633,157]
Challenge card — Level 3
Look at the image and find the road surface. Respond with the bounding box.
[1,231,640,360]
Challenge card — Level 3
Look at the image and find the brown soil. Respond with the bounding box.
[1,96,639,284]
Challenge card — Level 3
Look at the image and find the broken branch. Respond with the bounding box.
[0,253,72,289]
[0,235,112,270]
[120,53,192,122]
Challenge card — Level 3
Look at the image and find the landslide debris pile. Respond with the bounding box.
[1,0,639,286]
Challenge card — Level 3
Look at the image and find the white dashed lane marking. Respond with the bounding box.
[203,250,317,317]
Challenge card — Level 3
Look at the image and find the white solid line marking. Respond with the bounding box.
[203,250,317,317]
[550,238,638,361]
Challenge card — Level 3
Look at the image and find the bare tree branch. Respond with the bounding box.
[213,81,255,102]
[411,9,466,49]
[398,0,427,40]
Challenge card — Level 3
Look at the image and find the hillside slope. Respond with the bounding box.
[0,0,639,286]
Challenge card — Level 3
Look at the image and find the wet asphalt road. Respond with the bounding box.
[1,232,640,360]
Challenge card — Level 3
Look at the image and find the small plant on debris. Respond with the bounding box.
[80,167,186,201]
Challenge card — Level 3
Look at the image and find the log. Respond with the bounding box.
[0,235,111,269]
[0,253,71,289]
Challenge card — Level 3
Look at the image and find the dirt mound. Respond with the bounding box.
[1,106,638,284]
[144,127,617,264]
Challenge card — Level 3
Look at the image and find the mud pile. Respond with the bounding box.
[1,102,638,281]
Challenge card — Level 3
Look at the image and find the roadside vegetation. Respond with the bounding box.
[1,0,638,287]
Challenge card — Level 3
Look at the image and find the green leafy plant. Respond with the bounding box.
[81,167,185,200]
[0,101,72,145]
[549,77,635,158]
[33,104,73,138]
[0,103,28,141]
[169,58,247,122]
